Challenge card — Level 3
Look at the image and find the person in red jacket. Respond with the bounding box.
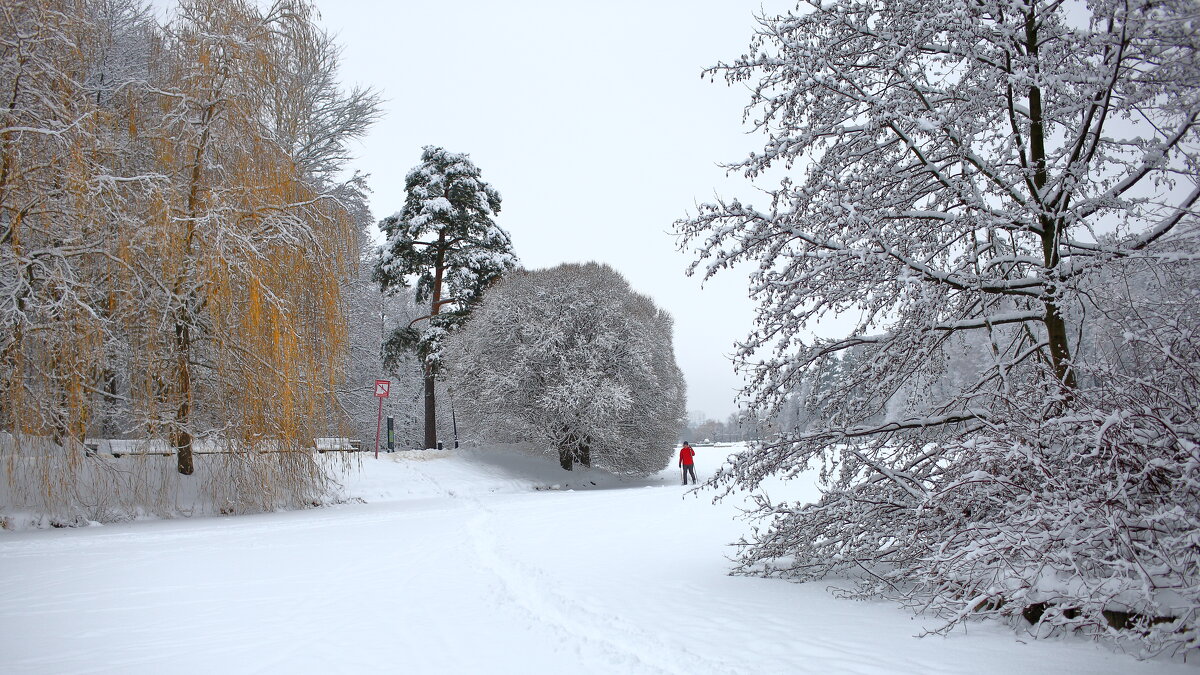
[679,441,697,485]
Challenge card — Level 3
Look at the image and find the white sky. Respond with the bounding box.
[312,1,795,420]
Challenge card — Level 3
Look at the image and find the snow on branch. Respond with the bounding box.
[677,0,1200,654]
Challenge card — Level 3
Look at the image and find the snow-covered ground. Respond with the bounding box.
[0,444,1190,674]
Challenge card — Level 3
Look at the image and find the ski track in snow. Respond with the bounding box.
[465,496,744,675]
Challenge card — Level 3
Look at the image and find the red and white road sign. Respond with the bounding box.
[374,379,391,398]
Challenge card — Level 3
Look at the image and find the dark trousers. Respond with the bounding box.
[682,464,697,485]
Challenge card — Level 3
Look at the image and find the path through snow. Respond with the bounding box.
[0,445,1190,674]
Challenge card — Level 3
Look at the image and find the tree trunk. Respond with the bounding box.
[578,438,591,467]
[1025,8,1077,398]
[557,436,590,470]
[1043,299,1077,392]
[174,318,194,475]
[423,370,437,449]
[171,101,212,476]
[422,235,447,451]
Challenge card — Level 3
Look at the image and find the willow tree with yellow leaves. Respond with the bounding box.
[0,0,379,522]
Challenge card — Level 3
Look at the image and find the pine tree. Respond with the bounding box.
[374,146,517,450]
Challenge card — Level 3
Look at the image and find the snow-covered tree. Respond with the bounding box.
[445,263,686,474]
[2,0,379,518]
[677,0,1200,653]
[374,146,518,450]
[1,0,130,448]
[128,0,380,478]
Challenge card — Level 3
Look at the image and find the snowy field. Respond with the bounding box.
[0,444,1191,674]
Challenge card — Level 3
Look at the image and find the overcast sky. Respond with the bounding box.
[312,1,795,420]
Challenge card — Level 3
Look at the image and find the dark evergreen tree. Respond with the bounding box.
[373,146,517,449]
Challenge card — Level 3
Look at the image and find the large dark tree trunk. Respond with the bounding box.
[173,105,211,477]
[1026,9,1077,399]
[557,436,591,470]
[578,437,591,467]
[1043,298,1077,392]
[423,370,437,449]
[174,429,195,475]
[423,241,446,451]
[173,318,194,475]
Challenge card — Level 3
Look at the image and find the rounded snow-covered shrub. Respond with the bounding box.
[446,263,685,474]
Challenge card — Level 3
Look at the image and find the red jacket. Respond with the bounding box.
[679,446,695,466]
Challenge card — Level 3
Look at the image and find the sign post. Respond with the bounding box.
[373,379,390,459]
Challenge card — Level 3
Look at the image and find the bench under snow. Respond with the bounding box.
[313,438,362,453]
[84,438,363,456]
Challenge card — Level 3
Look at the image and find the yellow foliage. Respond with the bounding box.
[1,0,367,518]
